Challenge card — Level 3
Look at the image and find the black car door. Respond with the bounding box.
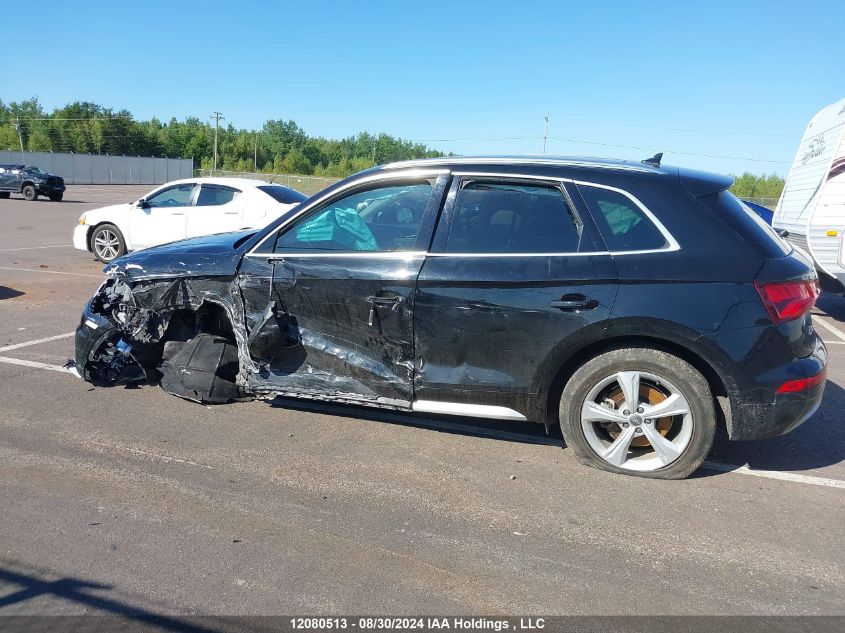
[413,174,619,421]
[239,173,450,408]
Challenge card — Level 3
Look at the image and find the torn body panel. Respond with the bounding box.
[237,253,418,408]
[75,272,252,401]
[76,232,421,409]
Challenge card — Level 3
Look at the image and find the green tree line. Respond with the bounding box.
[0,98,788,192]
[0,98,444,177]
[728,172,785,201]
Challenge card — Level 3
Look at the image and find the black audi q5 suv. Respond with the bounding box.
[74,156,826,479]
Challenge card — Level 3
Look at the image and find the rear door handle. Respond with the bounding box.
[550,294,599,311]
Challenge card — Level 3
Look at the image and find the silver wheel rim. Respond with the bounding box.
[94,230,120,261]
[580,371,694,472]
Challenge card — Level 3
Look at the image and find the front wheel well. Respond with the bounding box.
[87,222,126,252]
[161,302,237,344]
[545,335,733,435]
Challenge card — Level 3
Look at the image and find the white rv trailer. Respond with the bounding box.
[773,97,845,292]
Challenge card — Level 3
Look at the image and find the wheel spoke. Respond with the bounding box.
[642,393,690,419]
[601,426,636,466]
[616,371,640,412]
[582,401,627,424]
[641,423,682,465]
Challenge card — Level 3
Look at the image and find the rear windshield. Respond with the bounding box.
[257,185,307,205]
[700,191,791,258]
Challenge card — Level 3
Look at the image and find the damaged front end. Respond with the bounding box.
[75,273,248,404]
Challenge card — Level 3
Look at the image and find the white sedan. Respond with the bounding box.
[73,177,307,263]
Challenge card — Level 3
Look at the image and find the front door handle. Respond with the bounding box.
[549,294,599,311]
[366,295,405,326]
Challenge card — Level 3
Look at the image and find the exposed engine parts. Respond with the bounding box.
[77,274,249,404]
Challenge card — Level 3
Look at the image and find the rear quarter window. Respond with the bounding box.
[577,185,668,251]
[702,191,791,258]
[257,185,308,205]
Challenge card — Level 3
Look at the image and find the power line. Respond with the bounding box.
[1,116,134,122]
[409,134,789,164]
[547,136,790,164]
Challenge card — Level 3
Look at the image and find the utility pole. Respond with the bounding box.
[543,113,549,155]
[254,132,258,171]
[210,111,224,172]
[15,117,24,156]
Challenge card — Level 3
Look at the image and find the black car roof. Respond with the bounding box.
[384,155,663,174]
[381,155,734,195]
[0,164,26,169]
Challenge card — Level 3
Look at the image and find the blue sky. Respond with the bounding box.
[2,0,842,175]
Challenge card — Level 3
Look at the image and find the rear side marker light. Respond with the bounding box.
[754,279,820,323]
[777,369,826,394]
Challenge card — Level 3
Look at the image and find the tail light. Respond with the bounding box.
[776,368,826,394]
[754,279,820,323]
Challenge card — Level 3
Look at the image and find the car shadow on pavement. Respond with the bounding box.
[268,396,563,446]
[0,286,25,300]
[705,379,845,474]
[270,382,844,475]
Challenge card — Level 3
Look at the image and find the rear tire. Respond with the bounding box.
[49,193,63,202]
[0,192,10,199]
[23,185,37,201]
[559,347,716,479]
[90,223,126,263]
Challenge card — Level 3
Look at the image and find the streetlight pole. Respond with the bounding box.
[15,117,24,157]
[543,113,549,155]
[210,111,224,172]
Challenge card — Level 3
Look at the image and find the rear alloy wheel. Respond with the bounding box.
[22,185,37,201]
[90,223,126,263]
[559,348,716,479]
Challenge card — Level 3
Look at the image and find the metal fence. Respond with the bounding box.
[739,196,780,210]
[196,169,339,196]
[0,150,193,185]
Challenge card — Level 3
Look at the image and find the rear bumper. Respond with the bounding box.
[730,337,827,440]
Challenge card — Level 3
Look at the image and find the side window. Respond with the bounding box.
[577,185,667,251]
[196,184,239,206]
[146,184,196,208]
[444,181,583,254]
[274,182,432,253]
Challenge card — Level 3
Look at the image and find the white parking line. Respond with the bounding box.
[0,245,74,252]
[702,461,845,489]
[0,333,842,490]
[813,315,845,343]
[0,332,75,353]
[0,266,101,278]
[0,356,75,374]
[89,441,214,470]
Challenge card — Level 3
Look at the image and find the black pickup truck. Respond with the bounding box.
[0,164,66,201]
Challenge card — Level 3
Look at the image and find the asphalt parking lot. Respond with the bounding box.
[0,186,842,617]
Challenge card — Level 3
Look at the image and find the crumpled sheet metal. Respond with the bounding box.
[85,270,413,407]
